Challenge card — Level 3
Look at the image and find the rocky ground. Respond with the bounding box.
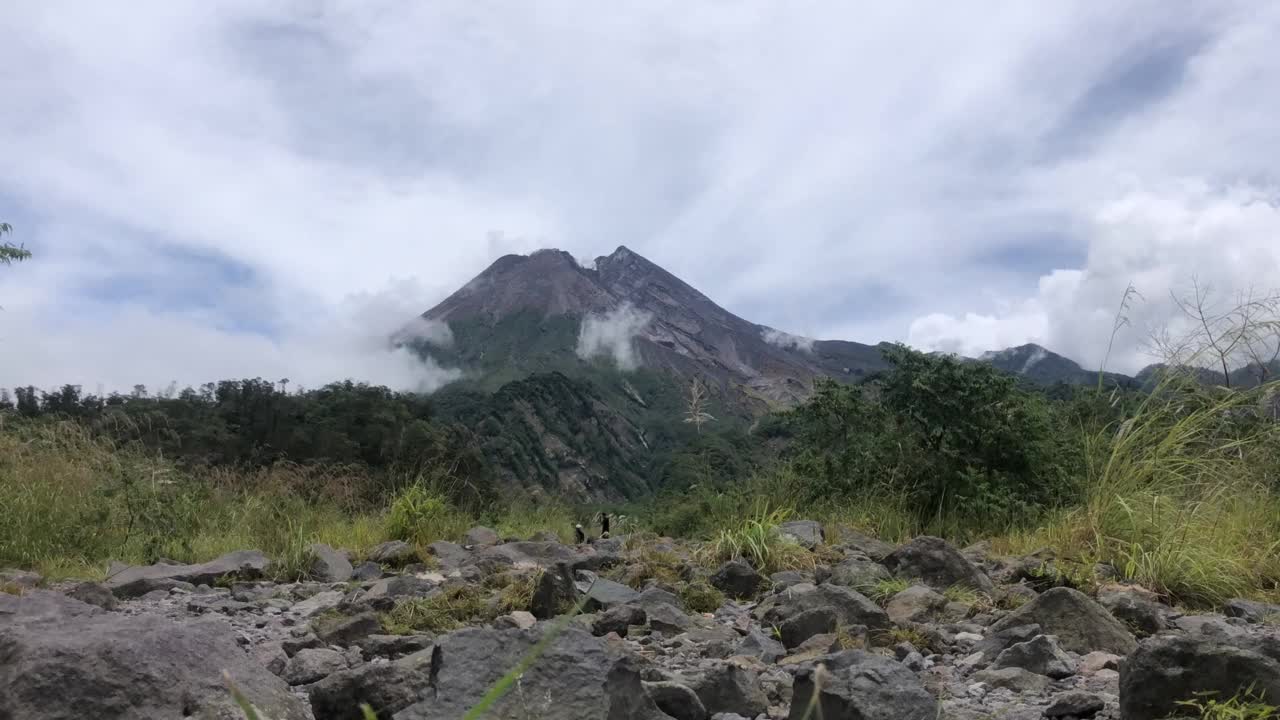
[2,522,1279,719]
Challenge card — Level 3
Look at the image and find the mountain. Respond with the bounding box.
[980,344,1135,388]
[419,246,890,410]
[408,247,1140,501]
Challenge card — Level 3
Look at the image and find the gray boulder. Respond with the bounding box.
[778,520,824,549]
[0,591,309,720]
[593,604,647,637]
[307,650,432,720]
[788,650,939,720]
[67,582,118,610]
[307,544,353,583]
[1119,633,1280,720]
[988,587,1136,655]
[531,563,578,619]
[710,559,764,599]
[1097,584,1169,637]
[759,582,891,632]
[1044,691,1106,718]
[736,627,786,663]
[1224,598,1280,624]
[394,625,667,719]
[284,647,348,685]
[0,568,41,591]
[972,623,1043,664]
[369,540,420,567]
[991,634,1076,679]
[826,557,892,593]
[357,634,433,660]
[885,585,948,625]
[350,561,383,581]
[685,660,769,718]
[463,526,502,547]
[425,541,469,570]
[473,541,617,573]
[831,528,896,562]
[971,667,1052,694]
[648,603,694,634]
[314,612,382,647]
[576,572,640,611]
[104,550,270,598]
[780,607,838,649]
[643,681,708,720]
[883,536,995,592]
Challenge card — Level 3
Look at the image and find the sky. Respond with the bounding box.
[4,1,1280,392]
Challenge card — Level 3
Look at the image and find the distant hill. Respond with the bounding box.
[980,344,1136,388]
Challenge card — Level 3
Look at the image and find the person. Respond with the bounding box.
[574,523,586,544]
[600,512,611,539]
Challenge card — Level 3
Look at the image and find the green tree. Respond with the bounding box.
[1,223,31,265]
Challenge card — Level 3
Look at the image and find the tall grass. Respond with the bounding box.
[998,375,1280,607]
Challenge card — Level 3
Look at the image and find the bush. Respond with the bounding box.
[679,582,725,614]
[386,484,469,545]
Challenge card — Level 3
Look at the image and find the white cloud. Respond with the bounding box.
[1,1,1279,386]
[910,182,1280,373]
[577,304,652,371]
[761,328,816,353]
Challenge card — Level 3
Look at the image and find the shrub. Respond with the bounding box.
[381,585,494,634]
[679,582,725,614]
[701,504,815,575]
[386,484,468,545]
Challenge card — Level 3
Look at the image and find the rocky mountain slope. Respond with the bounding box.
[417,246,891,410]
[4,526,1278,719]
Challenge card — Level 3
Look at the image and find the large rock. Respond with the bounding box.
[307,650,432,720]
[575,572,640,611]
[826,557,892,593]
[394,625,667,719]
[1119,633,1280,720]
[104,550,270,598]
[369,540,420,567]
[307,544,354,583]
[990,634,1076,679]
[473,541,618,573]
[68,582,118,611]
[314,612,382,646]
[593,605,647,637]
[970,667,1052,694]
[736,627,786,664]
[643,681,707,720]
[883,536,994,592]
[684,659,769,718]
[779,607,838,649]
[788,650,939,720]
[463,526,502,547]
[831,528,896,562]
[1096,584,1169,637]
[531,563,578,619]
[885,585,948,625]
[0,591,309,719]
[988,587,1136,655]
[710,559,765,599]
[284,647,348,685]
[778,520,824,549]
[759,582,891,632]
[1224,598,1280,624]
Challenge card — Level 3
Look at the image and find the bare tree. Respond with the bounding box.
[1151,278,1280,387]
[683,376,715,433]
